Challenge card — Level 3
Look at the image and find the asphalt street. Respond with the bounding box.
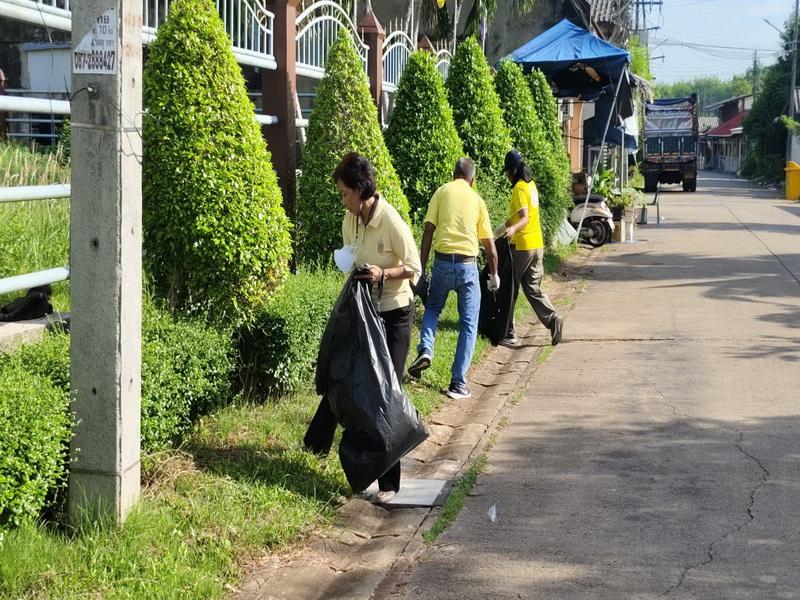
[392,173,800,599]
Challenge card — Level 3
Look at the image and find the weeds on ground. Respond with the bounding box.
[423,454,487,544]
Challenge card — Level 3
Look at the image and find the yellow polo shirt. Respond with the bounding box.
[509,179,544,251]
[342,195,422,312]
[424,179,493,257]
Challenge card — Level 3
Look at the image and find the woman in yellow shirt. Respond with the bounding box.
[304,152,421,504]
[499,150,563,347]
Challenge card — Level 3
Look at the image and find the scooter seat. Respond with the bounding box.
[572,194,606,206]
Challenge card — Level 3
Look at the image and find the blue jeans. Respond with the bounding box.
[417,258,481,387]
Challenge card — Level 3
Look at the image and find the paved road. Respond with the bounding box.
[390,173,800,599]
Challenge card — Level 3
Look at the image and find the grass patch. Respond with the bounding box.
[0,391,348,599]
[0,283,485,597]
[543,241,577,274]
[423,453,487,544]
[536,345,554,365]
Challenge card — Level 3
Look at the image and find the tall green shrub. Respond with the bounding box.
[236,268,343,398]
[528,69,563,153]
[385,50,463,221]
[445,37,512,179]
[495,61,571,245]
[143,0,291,325]
[528,68,572,242]
[297,33,410,264]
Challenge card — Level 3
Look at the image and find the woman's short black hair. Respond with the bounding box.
[333,152,377,200]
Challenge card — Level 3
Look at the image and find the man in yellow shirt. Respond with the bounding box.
[408,158,499,400]
[497,150,563,348]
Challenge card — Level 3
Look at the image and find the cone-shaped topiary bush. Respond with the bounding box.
[385,50,464,222]
[445,37,512,179]
[528,68,573,244]
[297,32,410,264]
[143,0,291,326]
[528,68,572,174]
[496,61,572,246]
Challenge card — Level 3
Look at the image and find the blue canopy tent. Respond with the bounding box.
[508,19,635,149]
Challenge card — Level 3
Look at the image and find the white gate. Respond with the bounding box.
[435,46,452,81]
[295,0,368,79]
[381,26,415,93]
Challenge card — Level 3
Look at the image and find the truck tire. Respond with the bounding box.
[682,180,696,192]
[644,176,658,193]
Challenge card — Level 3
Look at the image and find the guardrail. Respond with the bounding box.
[0,185,71,296]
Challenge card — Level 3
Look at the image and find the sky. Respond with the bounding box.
[647,0,796,84]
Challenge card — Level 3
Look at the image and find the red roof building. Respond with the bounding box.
[702,95,751,174]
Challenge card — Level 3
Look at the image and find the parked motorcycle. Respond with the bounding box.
[568,194,615,247]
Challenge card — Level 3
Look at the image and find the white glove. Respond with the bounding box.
[487,273,501,292]
[493,225,507,239]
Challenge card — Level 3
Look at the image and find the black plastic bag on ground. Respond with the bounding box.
[478,237,515,345]
[315,272,429,492]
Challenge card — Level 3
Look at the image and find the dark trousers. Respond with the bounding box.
[507,247,558,339]
[304,302,414,492]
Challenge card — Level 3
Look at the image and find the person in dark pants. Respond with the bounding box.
[304,153,422,504]
[496,150,563,347]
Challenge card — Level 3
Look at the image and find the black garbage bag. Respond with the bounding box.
[315,272,429,492]
[0,285,53,322]
[478,237,515,345]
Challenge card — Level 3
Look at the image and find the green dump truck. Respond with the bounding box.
[643,94,698,192]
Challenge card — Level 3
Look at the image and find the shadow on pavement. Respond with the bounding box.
[412,413,800,599]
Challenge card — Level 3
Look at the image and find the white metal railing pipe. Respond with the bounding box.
[0,267,70,296]
[0,95,71,115]
[254,114,278,125]
[0,184,71,203]
[0,0,72,31]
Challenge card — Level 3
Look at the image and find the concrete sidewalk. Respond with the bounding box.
[383,173,800,599]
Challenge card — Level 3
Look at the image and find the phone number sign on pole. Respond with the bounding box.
[73,8,118,75]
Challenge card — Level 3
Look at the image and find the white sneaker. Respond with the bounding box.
[375,490,396,504]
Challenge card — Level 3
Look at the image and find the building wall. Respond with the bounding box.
[0,22,69,89]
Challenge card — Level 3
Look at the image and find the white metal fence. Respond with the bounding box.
[295,0,368,79]
[0,0,277,69]
[435,46,452,81]
[382,27,415,93]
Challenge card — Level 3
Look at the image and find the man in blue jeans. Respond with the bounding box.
[408,158,499,399]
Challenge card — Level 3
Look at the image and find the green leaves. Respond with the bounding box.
[495,61,564,245]
[0,341,70,532]
[142,0,291,326]
[446,37,512,180]
[385,50,464,222]
[297,32,410,264]
[526,68,573,245]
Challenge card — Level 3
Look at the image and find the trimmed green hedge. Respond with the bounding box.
[143,0,291,325]
[495,61,571,246]
[385,50,463,221]
[297,32,410,264]
[0,361,70,532]
[236,269,343,399]
[445,37,512,180]
[140,303,234,450]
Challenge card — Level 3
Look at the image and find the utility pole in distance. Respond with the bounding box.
[69,0,142,525]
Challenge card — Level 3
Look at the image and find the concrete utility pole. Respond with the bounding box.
[69,0,142,524]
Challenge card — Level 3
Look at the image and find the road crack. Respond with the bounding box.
[658,390,771,596]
